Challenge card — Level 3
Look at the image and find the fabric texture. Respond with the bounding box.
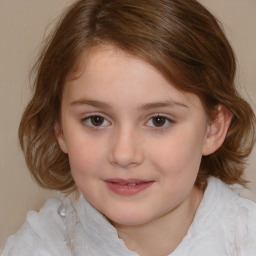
[2,177,256,256]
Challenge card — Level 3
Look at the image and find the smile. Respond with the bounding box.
[104,178,154,196]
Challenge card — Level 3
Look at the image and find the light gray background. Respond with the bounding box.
[1,0,255,251]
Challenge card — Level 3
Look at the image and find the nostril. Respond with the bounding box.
[108,130,144,167]
[109,144,144,168]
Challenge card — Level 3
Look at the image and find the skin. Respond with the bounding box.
[56,45,231,255]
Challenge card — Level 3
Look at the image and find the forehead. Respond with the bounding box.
[63,45,203,111]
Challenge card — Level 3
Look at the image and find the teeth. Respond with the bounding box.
[128,183,137,186]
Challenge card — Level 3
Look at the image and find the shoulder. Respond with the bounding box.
[206,177,256,230]
[2,197,71,256]
[205,178,256,254]
[181,177,256,255]
[236,194,256,255]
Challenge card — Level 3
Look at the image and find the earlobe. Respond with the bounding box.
[202,105,232,156]
[55,123,68,153]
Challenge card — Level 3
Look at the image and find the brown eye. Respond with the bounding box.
[91,116,104,126]
[146,115,172,128]
[152,116,167,127]
[84,115,110,127]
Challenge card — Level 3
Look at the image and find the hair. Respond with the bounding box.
[19,0,255,193]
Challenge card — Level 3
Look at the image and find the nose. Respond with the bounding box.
[108,128,144,168]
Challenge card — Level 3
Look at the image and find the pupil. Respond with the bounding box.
[153,116,165,127]
[91,116,104,126]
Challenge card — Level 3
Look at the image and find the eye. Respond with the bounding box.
[146,115,172,128]
[83,115,110,127]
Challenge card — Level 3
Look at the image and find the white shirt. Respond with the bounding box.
[2,177,256,255]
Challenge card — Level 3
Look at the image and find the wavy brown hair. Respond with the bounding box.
[19,0,255,193]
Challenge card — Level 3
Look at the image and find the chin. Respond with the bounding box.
[105,209,154,227]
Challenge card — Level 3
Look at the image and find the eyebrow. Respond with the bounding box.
[138,101,188,110]
[71,99,112,109]
[70,98,188,110]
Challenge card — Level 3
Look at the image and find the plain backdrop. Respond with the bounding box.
[0,0,256,252]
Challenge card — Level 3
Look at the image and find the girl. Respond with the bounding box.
[3,0,256,255]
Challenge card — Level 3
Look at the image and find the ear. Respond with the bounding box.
[202,104,232,156]
[55,122,68,153]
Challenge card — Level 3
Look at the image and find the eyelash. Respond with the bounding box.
[82,115,111,128]
[145,114,173,130]
[81,114,173,130]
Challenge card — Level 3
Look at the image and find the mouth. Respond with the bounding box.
[104,178,154,196]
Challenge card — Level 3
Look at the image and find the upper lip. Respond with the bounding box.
[104,178,153,185]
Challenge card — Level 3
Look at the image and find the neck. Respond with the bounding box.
[114,186,203,256]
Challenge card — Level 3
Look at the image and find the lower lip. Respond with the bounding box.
[105,181,154,196]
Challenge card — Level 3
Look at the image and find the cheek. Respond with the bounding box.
[150,128,205,176]
[68,145,102,194]
[67,137,105,178]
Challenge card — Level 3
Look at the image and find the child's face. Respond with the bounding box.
[57,45,211,226]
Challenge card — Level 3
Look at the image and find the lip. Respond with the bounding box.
[104,178,154,196]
